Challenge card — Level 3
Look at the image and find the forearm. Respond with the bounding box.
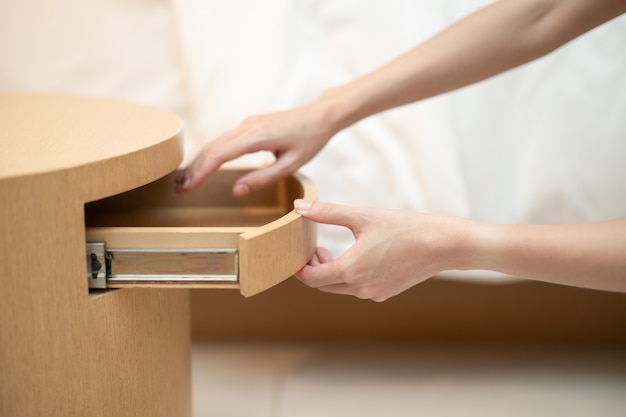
[458,219,626,292]
[315,0,626,133]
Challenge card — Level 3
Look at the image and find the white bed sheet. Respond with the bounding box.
[2,0,625,283]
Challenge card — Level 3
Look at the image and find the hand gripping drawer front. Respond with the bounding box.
[84,169,317,296]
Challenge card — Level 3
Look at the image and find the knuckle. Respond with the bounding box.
[370,295,388,303]
[242,116,268,139]
[340,269,374,300]
[249,125,268,142]
[242,114,262,126]
[205,151,226,165]
[337,266,355,285]
[279,155,300,175]
[353,286,373,300]
[297,274,318,288]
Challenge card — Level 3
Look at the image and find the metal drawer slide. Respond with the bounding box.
[86,242,238,289]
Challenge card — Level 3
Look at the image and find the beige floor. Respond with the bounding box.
[191,342,626,417]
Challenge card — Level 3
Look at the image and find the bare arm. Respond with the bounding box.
[469,219,626,292]
[177,0,626,194]
[294,201,626,301]
[321,0,626,131]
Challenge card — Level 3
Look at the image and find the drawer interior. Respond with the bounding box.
[85,169,303,227]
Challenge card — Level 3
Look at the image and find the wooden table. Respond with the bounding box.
[1,92,317,416]
[0,93,190,416]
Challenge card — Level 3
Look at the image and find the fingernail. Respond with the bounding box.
[233,183,250,197]
[294,199,312,214]
[176,173,191,191]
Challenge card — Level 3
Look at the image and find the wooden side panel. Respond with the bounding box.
[0,178,192,417]
[1,93,191,417]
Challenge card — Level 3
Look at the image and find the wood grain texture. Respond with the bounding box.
[0,93,190,417]
[239,173,317,296]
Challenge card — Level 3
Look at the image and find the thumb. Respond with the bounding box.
[294,199,360,229]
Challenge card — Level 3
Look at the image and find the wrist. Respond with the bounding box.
[314,84,368,134]
[447,217,501,272]
[407,214,492,274]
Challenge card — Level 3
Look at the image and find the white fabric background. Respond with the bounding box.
[2,0,625,283]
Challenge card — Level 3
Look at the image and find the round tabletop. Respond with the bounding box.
[0,93,183,179]
[0,92,183,201]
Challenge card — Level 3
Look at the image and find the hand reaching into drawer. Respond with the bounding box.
[176,0,626,199]
[175,103,336,197]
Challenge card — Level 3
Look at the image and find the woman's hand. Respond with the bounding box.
[175,100,337,196]
[175,0,626,197]
[294,200,626,298]
[293,199,473,302]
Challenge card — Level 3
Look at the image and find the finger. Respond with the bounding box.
[315,283,358,296]
[295,247,331,277]
[314,246,334,263]
[231,152,300,196]
[175,130,256,193]
[308,253,321,267]
[175,151,223,193]
[316,283,390,302]
[293,200,362,231]
[295,259,344,288]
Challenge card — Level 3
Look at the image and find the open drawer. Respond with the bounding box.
[85,168,317,297]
